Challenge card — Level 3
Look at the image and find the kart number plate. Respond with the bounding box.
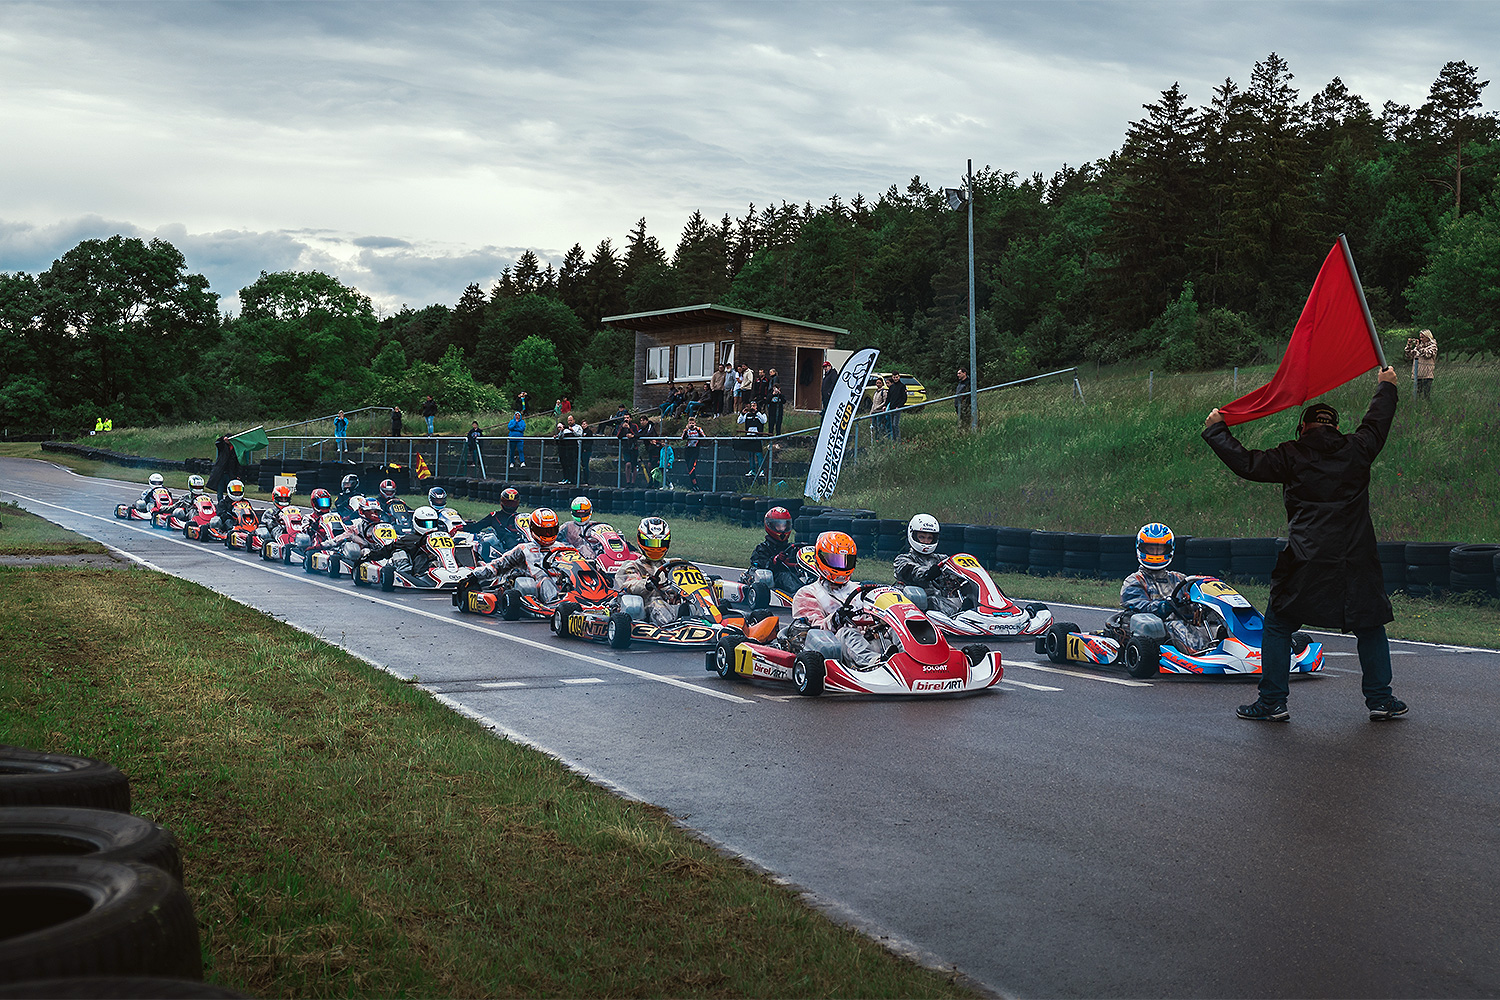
[1067,634,1086,661]
[374,524,399,542]
[1198,580,1252,607]
[734,644,755,676]
[672,565,709,591]
[428,534,454,549]
[952,554,981,569]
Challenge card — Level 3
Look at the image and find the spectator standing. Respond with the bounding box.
[561,397,572,416]
[955,369,972,428]
[463,420,484,475]
[507,411,527,469]
[616,412,640,485]
[639,416,660,475]
[871,377,888,438]
[1404,329,1438,399]
[738,365,754,407]
[553,421,572,484]
[709,364,726,417]
[334,410,349,460]
[724,364,740,412]
[754,369,768,405]
[421,395,438,435]
[885,373,907,439]
[553,399,563,419]
[390,405,403,437]
[578,420,595,485]
[564,414,583,483]
[738,401,768,481]
[767,378,786,436]
[819,361,837,415]
[680,416,704,489]
[1203,368,1406,722]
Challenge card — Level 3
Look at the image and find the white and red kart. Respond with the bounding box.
[711,582,1002,696]
[579,522,639,574]
[116,488,173,522]
[907,553,1054,640]
[351,526,468,592]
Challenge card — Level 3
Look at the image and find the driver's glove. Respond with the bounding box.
[1147,599,1172,618]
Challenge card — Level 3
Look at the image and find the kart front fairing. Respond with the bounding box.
[918,554,1054,639]
[1154,578,1323,675]
[356,529,468,590]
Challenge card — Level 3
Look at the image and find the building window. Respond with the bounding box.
[675,342,712,381]
[646,346,670,383]
[719,340,736,368]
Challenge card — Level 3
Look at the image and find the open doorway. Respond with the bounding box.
[795,347,824,410]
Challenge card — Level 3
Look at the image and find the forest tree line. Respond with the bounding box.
[1,53,1496,432]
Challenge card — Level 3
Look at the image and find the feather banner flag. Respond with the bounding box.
[1219,236,1386,426]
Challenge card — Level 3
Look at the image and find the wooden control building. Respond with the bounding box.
[602,304,847,414]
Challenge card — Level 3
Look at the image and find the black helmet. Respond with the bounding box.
[500,487,519,513]
[427,486,448,508]
[341,474,359,493]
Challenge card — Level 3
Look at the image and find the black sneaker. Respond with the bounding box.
[1368,698,1409,720]
[1237,700,1290,722]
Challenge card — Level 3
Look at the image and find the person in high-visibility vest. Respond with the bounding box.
[94,417,104,432]
[103,418,113,431]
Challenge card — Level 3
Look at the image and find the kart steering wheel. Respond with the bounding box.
[646,558,699,593]
[1169,576,1201,623]
[828,582,888,631]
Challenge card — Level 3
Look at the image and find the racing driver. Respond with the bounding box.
[1121,522,1211,652]
[468,507,566,603]
[134,473,171,513]
[334,474,362,520]
[558,497,602,560]
[353,505,445,578]
[741,506,803,594]
[788,531,879,670]
[892,513,967,615]
[465,487,526,555]
[613,517,685,626]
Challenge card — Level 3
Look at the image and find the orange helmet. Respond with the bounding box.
[814,530,858,586]
[272,484,293,509]
[529,507,560,547]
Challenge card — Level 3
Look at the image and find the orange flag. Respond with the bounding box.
[414,453,433,480]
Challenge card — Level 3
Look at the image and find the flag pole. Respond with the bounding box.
[1337,233,1387,367]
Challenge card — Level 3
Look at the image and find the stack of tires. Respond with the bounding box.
[1377,542,1407,594]
[0,746,227,996]
[1449,544,1500,598]
[1405,542,1457,597]
[994,528,1031,574]
[1029,531,1065,576]
[1097,535,1136,579]
[1062,533,1100,578]
[1229,538,1282,584]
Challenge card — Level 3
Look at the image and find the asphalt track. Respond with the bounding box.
[6,455,1500,998]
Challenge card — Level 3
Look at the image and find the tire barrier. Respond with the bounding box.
[0,807,183,884]
[0,977,249,998]
[1029,531,1065,576]
[1449,543,1500,598]
[0,748,130,813]
[1062,532,1100,577]
[0,858,202,983]
[1405,542,1458,597]
[40,443,214,477]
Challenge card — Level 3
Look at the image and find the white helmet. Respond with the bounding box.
[148,473,164,488]
[413,505,442,535]
[907,513,940,556]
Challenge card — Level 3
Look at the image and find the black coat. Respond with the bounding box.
[820,369,837,407]
[1202,382,1397,631]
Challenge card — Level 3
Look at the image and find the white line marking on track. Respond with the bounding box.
[3,490,755,705]
[560,677,606,685]
[1010,660,1153,686]
[1000,678,1064,692]
[477,681,526,689]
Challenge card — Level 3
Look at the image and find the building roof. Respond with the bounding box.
[600,303,847,336]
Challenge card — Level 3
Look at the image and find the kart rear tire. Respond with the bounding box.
[792,651,825,696]
[1124,638,1160,679]
[282,546,292,566]
[352,564,367,587]
[303,552,315,574]
[500,589,524,621]
[380,565,395,592]
[328,555,341,579]
[1043,623,1076,665]
[714,639,740,681]
[606,613,633,650]
[1291,631,1312,655]
[552,601,580,637]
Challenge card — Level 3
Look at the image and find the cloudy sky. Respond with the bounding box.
[1,1,1495,313]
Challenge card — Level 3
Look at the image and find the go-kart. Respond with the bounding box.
[152,496,203,531]
[116,488,173,522]
[182,496,225,542]
[745,544,819,608]
[454,546,613,618]
[381,498,414,534]
[223,500,266,552]
[903,553,1054,640]
[554,559,776,651]
[260,507,315,564]
[302,515,377,578]
[711,582,1001,696]
[351,527,468,591]
[1036,576,1325,679]
[579,522,638,573]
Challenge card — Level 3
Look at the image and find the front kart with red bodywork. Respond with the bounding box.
[182,496,225,541]
[712,583,1001,696]
[116,488,173,522]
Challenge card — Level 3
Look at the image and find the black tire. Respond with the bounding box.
[713,639,739,680]
[282,545,293,566]
[606,613,633,650]
[327,555,341,579]
[551,601,580,637]
[302,552,316,575]
[1291,631,1313,655]
[0,858,201,983]
[1043,623,1077,665]
[501,589,524,621]
[0,977,249,998]
[1124,637,1160,679]
[380,565,395,592]
[258,541,272,562]
[961,643,990,667]
[792,650,825,696]
[0,807,181,883]
[0,748,130,813]
[351,563,368,587]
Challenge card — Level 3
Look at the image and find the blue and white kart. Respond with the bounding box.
[1037,576,1325,679]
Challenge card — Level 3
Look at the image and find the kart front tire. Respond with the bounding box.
[962,643,991,668]
[282,546,293,566]
[606,613,633,650]
[1291,631,1313,654]
[500,589,524,621]
[1124,637,1160,679]
[714,639,740,681]
[792,651,825,696]
[1043,623,1076,664]
[552,601,580,637]
[380,565,395,592]
[328,555,341,579]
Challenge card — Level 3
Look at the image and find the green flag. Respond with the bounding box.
[229,426,269,464]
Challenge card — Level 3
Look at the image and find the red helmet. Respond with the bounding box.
[764,506,792,543]
[309,488,333,512]
[500,488,519,513]
[379,479,397,500]
[357,497,382,523]
[529,507,560,547]
[272,485,293,509]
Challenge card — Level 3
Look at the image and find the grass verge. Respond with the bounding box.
[0,500,108,555]
[0,566,974,999]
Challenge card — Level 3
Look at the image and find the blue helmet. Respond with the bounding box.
[427,486,448,508]
[1136,523,1174,570]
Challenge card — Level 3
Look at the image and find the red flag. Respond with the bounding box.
[1219,241,1381,426]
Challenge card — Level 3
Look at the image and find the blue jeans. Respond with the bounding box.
[1261,609,1393,707]
[426,416,435,434]
[508,439,526,466]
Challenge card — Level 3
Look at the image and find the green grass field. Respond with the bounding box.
[0,500,109,555]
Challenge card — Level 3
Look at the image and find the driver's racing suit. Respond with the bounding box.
[559,521,602,561]
[322,516,387,564]
[741,537,805,595]
[472,541,564,603]
[1121,566,1211,652]
[465,510,526,559]
[360,531,433,577]
[893,548,966,616]
[614,556,683,626]
[790,579,880,670]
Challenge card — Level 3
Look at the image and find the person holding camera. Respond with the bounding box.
[738,400,768,480]
[1404,329,1437,399]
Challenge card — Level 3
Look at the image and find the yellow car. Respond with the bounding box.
[864,373,927,410]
